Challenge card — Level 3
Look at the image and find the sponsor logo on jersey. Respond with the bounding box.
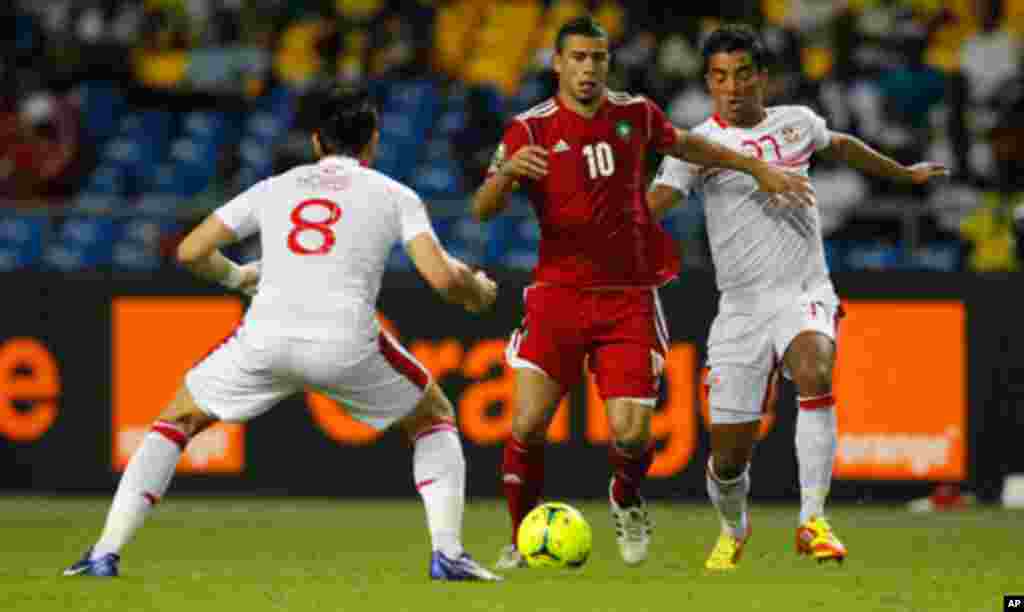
[553,139,570,153]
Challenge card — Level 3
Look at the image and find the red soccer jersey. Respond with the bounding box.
[488,91,680,287]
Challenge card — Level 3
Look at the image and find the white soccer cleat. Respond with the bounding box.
[609,479,652,566]
[494,543,527,570]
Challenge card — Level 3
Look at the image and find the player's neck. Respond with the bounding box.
[557,90,605,119]
[721,106,768,129]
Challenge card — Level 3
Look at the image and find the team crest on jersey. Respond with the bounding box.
[782,126,802,144]
[616,120,632,141]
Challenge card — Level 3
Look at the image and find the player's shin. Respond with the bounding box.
[706,458,751,540]
[413,421,466,559]
[795,394,837,524]
[91,421,187,559]
[501,435,545,543]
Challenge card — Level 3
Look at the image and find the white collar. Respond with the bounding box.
[318,155,361,168]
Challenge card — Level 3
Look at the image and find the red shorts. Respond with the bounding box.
[505,285,669,401]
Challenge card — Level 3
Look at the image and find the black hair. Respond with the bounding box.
[317,86,378,156]
[554,16,608,54]
[701,24,768,75]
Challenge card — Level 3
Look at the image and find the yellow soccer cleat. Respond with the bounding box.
[704,523,751,571]
[796,516,847,563]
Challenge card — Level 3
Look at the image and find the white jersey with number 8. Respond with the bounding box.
[214,155,436,345]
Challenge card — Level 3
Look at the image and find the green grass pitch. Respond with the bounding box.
[1,496,1020,611]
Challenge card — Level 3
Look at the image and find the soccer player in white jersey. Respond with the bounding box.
[64,88,502,582]
[648,26,949,570]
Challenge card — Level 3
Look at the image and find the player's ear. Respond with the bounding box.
[311,131,324,159]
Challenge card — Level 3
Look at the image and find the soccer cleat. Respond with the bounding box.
[704,523,752,571]
[609,479,652,566]
[430,551,503,581]
[796,516,847,563]
[494,544,527,570]
[63,550,120,577]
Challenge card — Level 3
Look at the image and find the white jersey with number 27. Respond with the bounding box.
[653,105,834,313]
[214,155,436,346]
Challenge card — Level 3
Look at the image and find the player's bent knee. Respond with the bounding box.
[157,384,218,438]
[794,362,832,397]
[401,383,455,440]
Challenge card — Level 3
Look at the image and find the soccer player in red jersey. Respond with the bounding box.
[471,17,814,569]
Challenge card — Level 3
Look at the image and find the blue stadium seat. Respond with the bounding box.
[0,216,49,268]
[50,217,120,268]
[435,109,467,137]
[78,81,126,145]
[435,216,485,267]
[112,241,162,271]
[244,112,288,144]
[485,213,538,268]
[844,242,903,271]
[411,160,463,200]
[135,192,180,214]
[907,242,961,271]
[80,164,128,196]
[71,193,121,213]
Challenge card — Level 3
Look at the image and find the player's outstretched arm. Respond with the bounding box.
[668,128,815,208]
[176,214,258,293]
[471,145,548,222]
[820,132,950,185]
[406,233,497,313]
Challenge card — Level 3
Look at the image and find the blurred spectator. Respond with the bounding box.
[0,91,81,203]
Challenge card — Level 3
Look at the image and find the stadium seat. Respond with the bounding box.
[51,217,119,268]
[80,164,128,196]
[0,216,49,269]
[435,216,485,267]
[844,242,904,271]
[411,159,463,200]
[485,212,538,268]
[77,81,126,145]
[907,242,962,272]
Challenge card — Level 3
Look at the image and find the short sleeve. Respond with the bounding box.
[393,185,437,244]
[646,98,679,153]
[806,107,831,151]
[214,180,264,239]
[650,155,699,196]
[486,119,532,177]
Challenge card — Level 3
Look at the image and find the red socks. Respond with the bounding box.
[501,436,545,543]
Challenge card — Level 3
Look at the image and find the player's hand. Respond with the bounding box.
[754,164,815,208]
[905,162,950,185]
[465,270,497,314]
[237,261,262,296]
[500,146,548,181]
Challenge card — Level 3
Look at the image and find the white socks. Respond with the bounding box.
[91,422,186,559]
[796,396,838,524]
[413,423,465,559]
[706,458,750,540]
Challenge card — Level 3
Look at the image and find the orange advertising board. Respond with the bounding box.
[112,297,246,473]
[833,301,966,481]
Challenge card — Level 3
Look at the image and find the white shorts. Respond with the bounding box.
[184,325,431,429]
[705,285,841,425]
